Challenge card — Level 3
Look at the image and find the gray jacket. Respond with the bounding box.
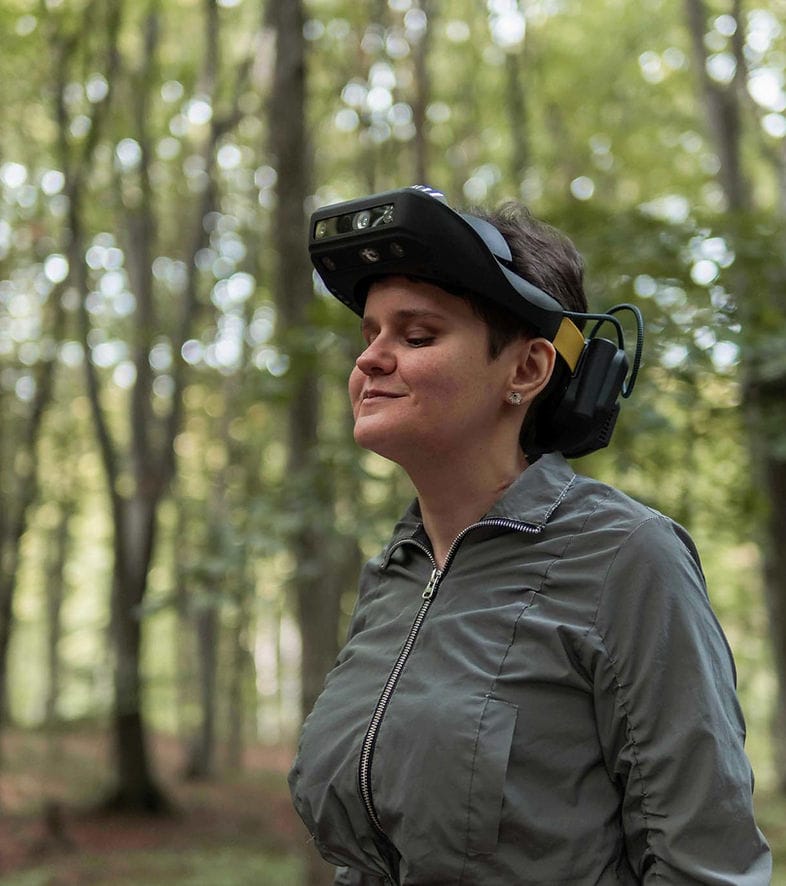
[289,453,771,884]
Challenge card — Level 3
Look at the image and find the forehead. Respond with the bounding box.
[364,275,474,319]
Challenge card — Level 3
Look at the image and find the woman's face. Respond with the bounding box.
[349,276,518,465]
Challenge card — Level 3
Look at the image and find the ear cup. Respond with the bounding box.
[538,338,629,458]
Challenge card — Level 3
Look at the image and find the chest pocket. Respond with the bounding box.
[466,695,519,855]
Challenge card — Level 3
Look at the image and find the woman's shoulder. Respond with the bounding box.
[510,452,664,532]
[569,469,666,529]
[539,456,702,570]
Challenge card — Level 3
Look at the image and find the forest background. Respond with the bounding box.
[1,0,786,882]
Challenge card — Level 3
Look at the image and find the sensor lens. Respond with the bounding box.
[353,210,371,230]
[313,202,395,241]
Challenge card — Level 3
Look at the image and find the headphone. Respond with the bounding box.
[308,185,643,458]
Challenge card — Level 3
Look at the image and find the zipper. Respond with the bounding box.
[358,565,441,834]
[357,516,541,837]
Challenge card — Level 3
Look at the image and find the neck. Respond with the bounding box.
[405,447,528,569]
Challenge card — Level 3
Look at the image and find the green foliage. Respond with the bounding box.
[0,0,784,837]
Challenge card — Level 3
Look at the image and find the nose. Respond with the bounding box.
[355,336,395,376]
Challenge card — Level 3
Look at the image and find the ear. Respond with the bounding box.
[507,337,557,407]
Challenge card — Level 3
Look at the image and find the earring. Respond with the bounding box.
[506,391,523,406]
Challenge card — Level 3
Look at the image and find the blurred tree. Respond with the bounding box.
[683,0,786,790]
[181,369,247,779]
[0,19,74,748]
[40,0,263,809]
[268,1,348,880]
[268,0,348,732]
[43,499,75,731]
[0,266,66,741]
[411,0,434,183]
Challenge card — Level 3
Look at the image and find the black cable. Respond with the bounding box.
[607,304,644,398]
[565,303,645,398]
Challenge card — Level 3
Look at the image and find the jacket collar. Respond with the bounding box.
[485,451,576,525]
[384,452,577,555]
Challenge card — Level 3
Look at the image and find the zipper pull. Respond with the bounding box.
[422,568,440,599]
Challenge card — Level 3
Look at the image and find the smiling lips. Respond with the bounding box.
[361,389,404,402]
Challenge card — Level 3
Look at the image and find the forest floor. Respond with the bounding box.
[0,726,783,884]
[0,727,323,885]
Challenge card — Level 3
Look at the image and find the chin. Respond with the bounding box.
[353,430,394,458]
[353,423,407,462]
[354,427,452,471]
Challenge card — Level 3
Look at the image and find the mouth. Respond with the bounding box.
[360,389,404,404]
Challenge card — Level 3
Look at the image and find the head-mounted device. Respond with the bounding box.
[309,185,643,457]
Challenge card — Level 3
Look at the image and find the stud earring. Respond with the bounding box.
[506,391,523,406]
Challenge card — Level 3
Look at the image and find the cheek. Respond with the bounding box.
[420,360,478,401]
[427,363,501,419]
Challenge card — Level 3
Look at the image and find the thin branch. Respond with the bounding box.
[125,8,160,489]
[161,0,266,485]
[727,0,786,215]
[683,0,748,211]
[48,0,126,493]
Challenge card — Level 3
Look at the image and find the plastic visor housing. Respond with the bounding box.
[309,188,568,342]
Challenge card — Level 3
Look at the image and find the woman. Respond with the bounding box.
[288,186,771,884]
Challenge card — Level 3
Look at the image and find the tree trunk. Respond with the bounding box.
[183,600,218,779]
[746,382,786,789]
[44,503,73,730]
[505,48,529,187]
[684,0,786,789]
[0,280,67,738]
[683,0,747,212]
[45,0,169,812]
[267,4,342,882]
[267,0,344,724]
[78,0,250,807]
[411,0,433,184]
[104,495,168,812]
[225,577,251,771]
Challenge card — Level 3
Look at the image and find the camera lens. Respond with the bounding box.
[314,221,328,239]
[353,210,371,230]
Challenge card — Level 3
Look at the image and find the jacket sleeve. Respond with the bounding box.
[590,514,771,884]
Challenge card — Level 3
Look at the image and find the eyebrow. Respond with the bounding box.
[360,308,446,333]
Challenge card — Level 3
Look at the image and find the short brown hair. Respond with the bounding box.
[459,202,588,454]
[466,201,587,338]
